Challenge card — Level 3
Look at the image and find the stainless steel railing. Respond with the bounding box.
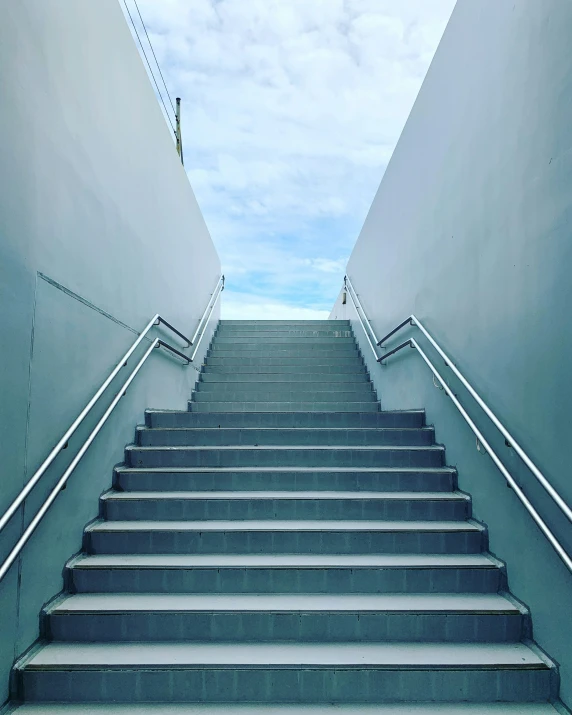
[343,275,572,573]
[0,275,224,583]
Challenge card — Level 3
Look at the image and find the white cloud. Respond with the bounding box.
[121,0,456,319]
[221,291,330,320]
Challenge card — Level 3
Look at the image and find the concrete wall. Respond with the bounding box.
[331,0,572,707]
[0,0,220,705]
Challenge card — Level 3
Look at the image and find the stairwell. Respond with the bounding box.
[8,320,562,712]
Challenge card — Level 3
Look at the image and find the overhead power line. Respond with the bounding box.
[121,0,175,134]
[132,0,177,116]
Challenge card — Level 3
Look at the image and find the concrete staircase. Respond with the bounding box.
[9,320,562,713]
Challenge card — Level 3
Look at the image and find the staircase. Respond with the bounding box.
[9,320,562,713]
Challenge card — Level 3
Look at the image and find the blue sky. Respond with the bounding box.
[121,0,456,318]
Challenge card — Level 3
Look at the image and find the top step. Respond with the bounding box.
[215,330,355,338]
[218,321,349,326]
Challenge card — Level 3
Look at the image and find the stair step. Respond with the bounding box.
[84,519,485,555]
[16,642,553,703]
[45,592,524,643]
[67,552,504,594]
[136,427,434,447]
[114,466,456,493]
[146,410,424,428]
[216,322,350,328]
[213,337,357,344]
[203,361,368,372]
[215,330,355,338]
[199,372,369,383]
[126,445,444,468]
[194,382,375,395]
[7,703,564,713]
[191,390,377,404]
[101,491,469,521]
[189,402,381,413]
[208,345,359,353]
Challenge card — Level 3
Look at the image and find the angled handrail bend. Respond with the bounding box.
[343,279,572,573]
[0,314,179,536]
[0,338,161,583]
[379,314,572,526]
[343,276,381,361]
[410,337,572,573]
[0,275,224,583]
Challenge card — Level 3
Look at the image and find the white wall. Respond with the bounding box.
[0,0,220,705]
[332,1,572,706]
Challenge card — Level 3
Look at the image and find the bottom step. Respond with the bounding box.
[7,704,563,714]
[16,642,555,703]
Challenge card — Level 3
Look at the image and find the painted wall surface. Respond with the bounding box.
[0,0,220,705]
[331,0,572,707]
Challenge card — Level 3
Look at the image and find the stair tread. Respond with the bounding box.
[87,520,481,532]
[102,491,467,501]
[127,445,444,452]
[50,592,519,614]
[138,427,431,433]
[116,467,455,473]
[146,410,424,416]
[7,703,563,713]
[71,553,499,568]
[21,642,547,669]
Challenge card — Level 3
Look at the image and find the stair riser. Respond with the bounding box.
[207,352,362,360]
[114,470,454,493]
[199,373,370,383]
[209,337,358,356]
[214,332,355,339]
[68,565,502,594]
[126,448,444,468]
[136,429,434,447]
[217,319,350,332]
[102,498,469,522]
[85,530,484,555]
[213,337,357,344]
[146,412,424,428]
[18,667,552,703]
[192,391,377,403]
[46,611,523,643]
[189,402,381,413]
[195,383,374,395]
[203,362,368,372]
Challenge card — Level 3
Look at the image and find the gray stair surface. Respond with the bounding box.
[8,320,564,712]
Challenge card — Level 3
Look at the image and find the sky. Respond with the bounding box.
[120,0,457,318]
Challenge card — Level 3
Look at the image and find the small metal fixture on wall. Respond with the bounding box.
[175,97,184,166]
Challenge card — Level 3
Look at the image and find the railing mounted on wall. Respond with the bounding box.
[0,275,224,583]
[343,274,572,574]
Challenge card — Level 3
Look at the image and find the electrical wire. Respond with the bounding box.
[132,0,177,116]
[121,0,175,134]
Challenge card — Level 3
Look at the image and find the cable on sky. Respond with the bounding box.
[132,0,177,116]
[121,0,175,134]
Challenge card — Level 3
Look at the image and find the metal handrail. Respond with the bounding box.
[0,315,187,537]
[0,338,168,583]
[190,275,224,361]
[0,276,224,582]
[407,337,572,573]
[378,314,572,527]
[344,276,381,361]
[365,309,572,573]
